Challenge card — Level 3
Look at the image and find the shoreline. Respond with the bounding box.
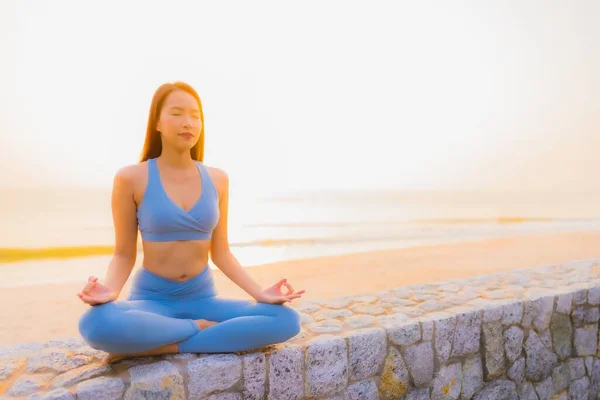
[1,230,599,347]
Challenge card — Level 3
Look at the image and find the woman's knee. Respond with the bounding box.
[276,305,302,338]
[78,302,119,346]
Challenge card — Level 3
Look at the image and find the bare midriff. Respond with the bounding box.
[141,240,211,282]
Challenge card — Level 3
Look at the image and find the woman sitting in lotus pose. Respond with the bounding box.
[77,81,304,360]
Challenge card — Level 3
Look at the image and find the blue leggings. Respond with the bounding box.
[78,266,301,354]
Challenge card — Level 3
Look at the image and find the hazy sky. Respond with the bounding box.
[0,1,598,194]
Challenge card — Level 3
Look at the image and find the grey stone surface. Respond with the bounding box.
[125,360,185,400]
[51,362,111,389]
[345,315,377,328]
[347,328,386,381]
[0,342,45,358]
[552,363,569,393]
[588,287,600,305]
[518,382,538,400]
[502,302,523,325]
[574,289,588,305]
[452,311,481,357]
[188,355,242,399]
[76,376,125,400]
[524,330,558,381]
[314,308,353,321]
[7,373,55,397]
[533,296,554,332]
[431,362,462,400]
[551,313,573,360]
[474,379,517,400]
[482,321,505,378]
[574,324,599,356]
[306,336,348,397]
[27,388,75,400]
[567,357,586,381]
[533,375,554,400]
[569,376,590,400]
[556,293,573,314]
[434,316,456,364]
[421,320,434,341]
[379,347,410,400]
[590,359,600,399]
[403,342,434,387]
[308,319,344,333]
[242,353,266,400]
[0,357,21,381]
[461,356,484,399]
[521,301,534,329]
[26,350,91,374]
[482,304,503,323]
[347,379,378,400]
[387,321,421,346]
[503,326,524,363]
[507,357,525,385]
[268,345,304,400]
[204,393,242,400]
[350,304,385,315]
[407,388,431,399]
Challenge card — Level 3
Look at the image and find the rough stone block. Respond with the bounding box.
[431,362,462,400]
[347,379,378,400]
[386,321,421,346]
[379,347,410,400]
[503,326,523,363]
[76,377,124,400]
[574,325,598,356]
[550,313,573,360]
[306,336,349,397]
[451,311,481,357]
[242,353,266,400]
[188,355,242,400]
[434,316,456,364]
[474,380,517,400]
[524,331,558,382]
[403,342,434,387]
[461,356,484,399]
[125,360,184,400]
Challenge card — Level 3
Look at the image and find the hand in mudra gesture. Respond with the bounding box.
[256,278,305,305]
[77,276,118,306]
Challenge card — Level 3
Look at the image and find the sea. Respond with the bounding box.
[1,188,599,287]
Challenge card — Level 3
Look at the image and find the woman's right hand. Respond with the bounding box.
[77,276,118,306]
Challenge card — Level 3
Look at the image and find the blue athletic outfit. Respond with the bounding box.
[78,158,301,354]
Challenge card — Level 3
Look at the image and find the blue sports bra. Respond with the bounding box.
[136,158,220,242]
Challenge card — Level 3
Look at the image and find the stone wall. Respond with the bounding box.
[1,258,600,399]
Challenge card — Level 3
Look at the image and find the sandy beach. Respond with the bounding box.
[1,230,599,347]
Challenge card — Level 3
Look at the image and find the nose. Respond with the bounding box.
[182,115,193,128]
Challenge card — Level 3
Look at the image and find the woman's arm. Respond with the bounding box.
[208,168,305,304]
[102,167,139,297]
[209,169,263,299]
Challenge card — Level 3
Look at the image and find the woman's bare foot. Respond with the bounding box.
[195,319,218,330]
[103,343,179,364]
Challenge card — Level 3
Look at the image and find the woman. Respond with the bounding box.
[77,81,304,359]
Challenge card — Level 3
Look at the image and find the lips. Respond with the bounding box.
[179,132,194,139]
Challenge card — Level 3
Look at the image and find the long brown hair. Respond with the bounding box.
[139,81,205,162]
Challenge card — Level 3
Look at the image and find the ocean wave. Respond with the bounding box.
[2,216,597,264]
[244,216,556,228]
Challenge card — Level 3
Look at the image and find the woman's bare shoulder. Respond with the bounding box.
[204,165,229,192]
[114,162,147,188]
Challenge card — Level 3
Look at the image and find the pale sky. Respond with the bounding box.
[0,0,598,195]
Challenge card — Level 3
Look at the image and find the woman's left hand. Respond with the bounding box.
[255,279,305,305]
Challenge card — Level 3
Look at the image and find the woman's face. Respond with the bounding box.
[156,90,203,151]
